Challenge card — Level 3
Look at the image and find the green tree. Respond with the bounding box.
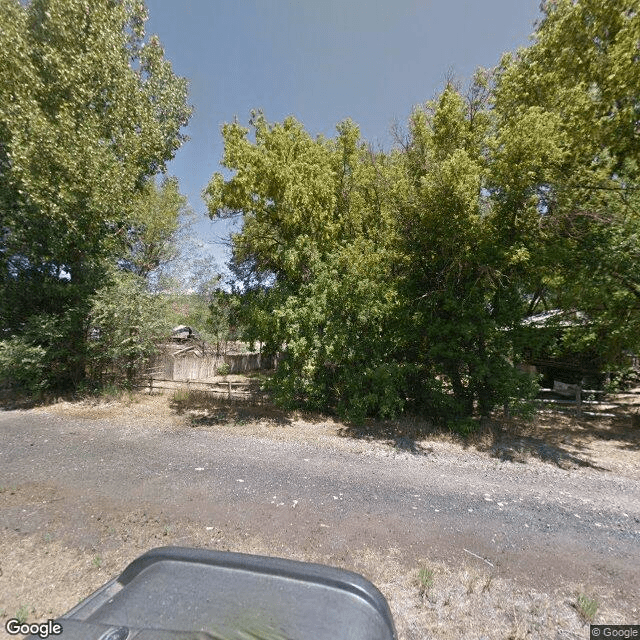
[205,0,640,422]
[205,111,341,288]
[493,0,640,375]
[398,82,540,421]
[207,84,550,424]
[0,0,191,389]
[87,270,170,387]
[266,238,404,421]
[120,176,191,280]
[206,113,407,420]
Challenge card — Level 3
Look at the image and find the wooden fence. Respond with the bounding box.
[149,351,278,381]
[141,377,269,405]
[536,385,640,418]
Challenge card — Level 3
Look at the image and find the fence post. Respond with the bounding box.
[227,380,232,402]
[576,385,582,417]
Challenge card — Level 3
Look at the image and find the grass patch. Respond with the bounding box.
[15,604,34,624]
[417,566,435,597]
[172,388,191,406]
[575,592,598,622]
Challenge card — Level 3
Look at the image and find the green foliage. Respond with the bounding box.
[207,288,242,349]
[87,271,171,387]
[417,567,435,596]
[0,0,191,390]
[0,337,47,392]
[205,112,340,283]
[0,309,87,391]
[603,366,636,394]
[493,0,640,372]
[446,417,480,438]
[15,605,33,625]
[575,592,598,623]
[217,362,231,376]
[206,113,412,422]
[398,81,541,420]
[267,240,406,422]
[121,176,192,279]
[208,89,540,422]
[172,388,191,404]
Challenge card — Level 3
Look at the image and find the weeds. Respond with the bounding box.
[97,383,123,399]
[507,605,527,640]
[16,605,33,624]
[75,381,137,405]
[417,567,435,597]
[447,417,479,437]
[172,388,191,404]
[482,574,494,593]
[92,555,102,569]
[575,592,598,622]
[466,575,477,595]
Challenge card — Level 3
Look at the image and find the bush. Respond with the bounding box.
[0,337,48,392]
[87,271,171,386]
[0,309,86,392]
[217,362,231,376]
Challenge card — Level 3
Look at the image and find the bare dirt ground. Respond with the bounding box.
[1,385,639,639]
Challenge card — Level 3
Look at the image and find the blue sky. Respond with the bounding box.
[143,0,542,279]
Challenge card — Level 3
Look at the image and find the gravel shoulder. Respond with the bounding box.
[1,392,639,639]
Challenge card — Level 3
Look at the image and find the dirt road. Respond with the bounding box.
[1,399,639,639]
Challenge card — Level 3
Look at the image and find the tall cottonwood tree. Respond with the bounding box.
[0,0,191,389]
[205,114,407,420]
[396,80,544,421]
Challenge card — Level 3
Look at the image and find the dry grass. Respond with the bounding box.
[1,493,632,640]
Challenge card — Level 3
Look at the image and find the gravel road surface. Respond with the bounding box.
[1,408,638,600]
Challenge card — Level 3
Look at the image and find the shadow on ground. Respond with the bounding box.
[0,388,93,411]
[337,419,438,457]
[475,407,639,470]
[170,388,293,427]
[337,403,639,469]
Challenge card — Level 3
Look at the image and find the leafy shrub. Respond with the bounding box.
[446,417,479,437]
[217,362,231,376]
[0,337,48,392]
[87,271,171,386]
